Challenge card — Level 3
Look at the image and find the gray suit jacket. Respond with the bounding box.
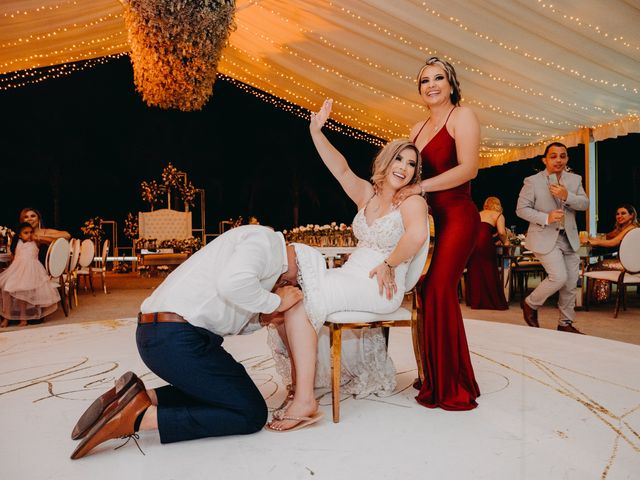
[516,170,589,254]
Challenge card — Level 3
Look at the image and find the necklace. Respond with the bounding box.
[428,115,446,133]
[370,194,392,213]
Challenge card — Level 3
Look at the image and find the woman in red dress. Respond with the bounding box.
[394,57,481,410]
[465,196,509,310]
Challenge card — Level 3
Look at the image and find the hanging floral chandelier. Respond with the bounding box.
[121,0,236,111]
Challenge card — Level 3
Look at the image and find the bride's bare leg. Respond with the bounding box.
[269,301,318,430]
[275,322,297,387]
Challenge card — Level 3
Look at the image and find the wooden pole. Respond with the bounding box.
[582,127,597,233]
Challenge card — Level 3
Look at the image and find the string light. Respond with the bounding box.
[2,0,78,18]
[218,73,385,146]
[0,53,127,91]
[1,1,636,165]
[535,0,640,52]
[1,35,127,71]
[0,11,123,49]
[415,3,635,94]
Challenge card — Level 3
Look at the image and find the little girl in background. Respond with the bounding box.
[0,222,60,327]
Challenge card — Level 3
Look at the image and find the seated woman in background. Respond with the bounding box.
[465,196,509,310]
[19,208,70,265]
[587,204,639,302]
[0,223,60,327]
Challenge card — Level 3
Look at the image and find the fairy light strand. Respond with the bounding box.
[0,53,127,91]
[218,73,385,146]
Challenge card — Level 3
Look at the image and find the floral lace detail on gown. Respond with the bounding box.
[352,207,405,257]
[268,207,408,398]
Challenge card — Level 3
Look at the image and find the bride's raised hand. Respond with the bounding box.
[309,98,333,133]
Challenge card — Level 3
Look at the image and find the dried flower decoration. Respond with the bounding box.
[161,163,181,189]
[81,216,105,240]
[141,180,162,209]
[122,0,236,111]
[123,212,139,240]
[179,180,198,207]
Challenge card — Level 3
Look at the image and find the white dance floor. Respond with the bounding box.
[1,318,639,480]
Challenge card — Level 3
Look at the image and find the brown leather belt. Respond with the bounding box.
[137,312,189,324]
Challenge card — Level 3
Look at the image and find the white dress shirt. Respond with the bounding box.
[140,225,288,337]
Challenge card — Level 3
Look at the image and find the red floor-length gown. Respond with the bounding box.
[465,222,508,310]
[414,111,481,410]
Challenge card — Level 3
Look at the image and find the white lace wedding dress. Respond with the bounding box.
[269,206,408,398]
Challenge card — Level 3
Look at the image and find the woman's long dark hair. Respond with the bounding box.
[10,222,33,255]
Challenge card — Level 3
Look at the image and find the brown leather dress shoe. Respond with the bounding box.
[71,382,151,460]
[71,371,143,440]
[557,324,584,334]
[522,301,539,328]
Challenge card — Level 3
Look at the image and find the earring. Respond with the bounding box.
[450,89,454,96]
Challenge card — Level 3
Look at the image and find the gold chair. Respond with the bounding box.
[63,238,81,307]
[323,237,431,423]
[77,239,110,294]
[45,238,71,317]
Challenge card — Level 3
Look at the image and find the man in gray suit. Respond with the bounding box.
[516,142,589,333]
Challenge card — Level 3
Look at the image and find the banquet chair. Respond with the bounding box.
[323,237,431,423]
[77,239,110,295]
[583,228,640,317]
[46,238,71,317]
[64,238,81,307]
[509,254,546,302]
[75,239,96,294]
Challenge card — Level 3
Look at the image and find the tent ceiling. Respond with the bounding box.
[1,0,639,166]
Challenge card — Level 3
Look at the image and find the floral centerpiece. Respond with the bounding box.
[122,0,236,111]
[284,222,357,247]
[159,236,202,253]
[136,236,202,253]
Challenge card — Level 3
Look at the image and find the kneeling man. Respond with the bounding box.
[71,225,302,459]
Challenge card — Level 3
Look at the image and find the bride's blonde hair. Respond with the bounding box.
[370,139,422,191]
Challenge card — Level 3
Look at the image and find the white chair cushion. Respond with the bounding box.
[583,271,622,281]
[67,238,81,271]
[584,270,640,283]
[78,239,95,268]
[623,273,640,283]
[326,307,411,324]
[47,238,70,278]
[619,228,640,272]
[405,237,430,291]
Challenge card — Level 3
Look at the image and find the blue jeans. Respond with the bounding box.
[136,321,268,443]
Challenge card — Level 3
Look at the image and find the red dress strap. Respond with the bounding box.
[413,106,456,143]
[412,120,429,143]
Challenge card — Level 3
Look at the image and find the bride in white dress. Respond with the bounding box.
[267,99,429,431]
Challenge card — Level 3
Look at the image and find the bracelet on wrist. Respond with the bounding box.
[419,183,425,196]
[383,259,395,271]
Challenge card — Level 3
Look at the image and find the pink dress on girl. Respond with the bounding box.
[0,240,60,320]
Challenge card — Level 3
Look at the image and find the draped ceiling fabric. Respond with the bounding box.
[1,0,639,167]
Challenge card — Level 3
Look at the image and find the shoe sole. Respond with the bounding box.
[70,382,148,460]
[71,371,139,440]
